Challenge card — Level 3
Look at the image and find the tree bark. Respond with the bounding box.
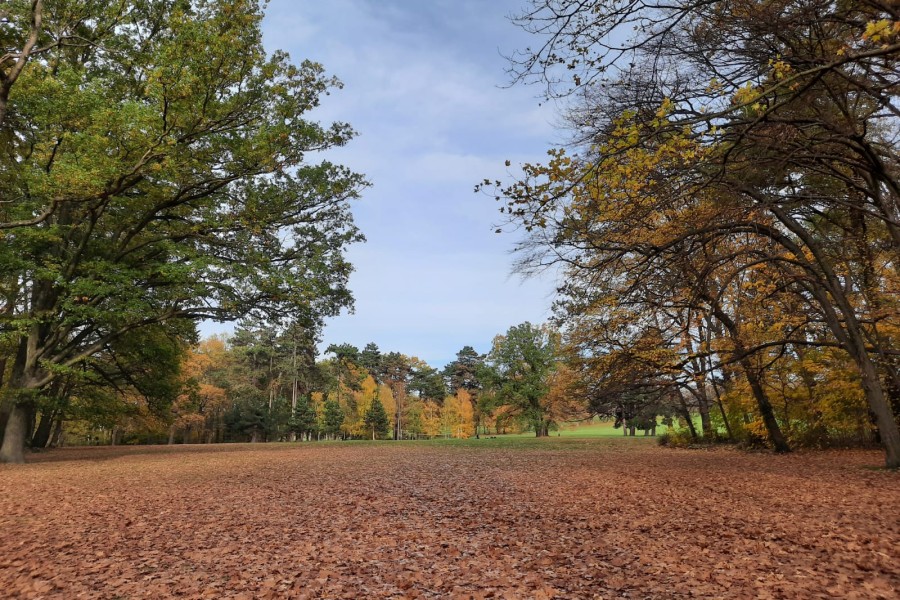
[31,409,56,448]
[0,1,44,129]
[49,418,63,447]
[677,392,698,440]
[0,403,30,463]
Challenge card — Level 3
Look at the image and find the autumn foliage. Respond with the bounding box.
[488,0,900,466]
[1,440,897,598]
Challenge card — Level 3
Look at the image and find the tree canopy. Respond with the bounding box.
[487,0,900,465]
[0,0,367,462]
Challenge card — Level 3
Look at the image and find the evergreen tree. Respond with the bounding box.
[409,362,447,402]
[443,346,484,393]
[322,399,344,440]
[358,343,383,381]
[290,395,318,441]
[364,398,390,440]
[224,385,270,443]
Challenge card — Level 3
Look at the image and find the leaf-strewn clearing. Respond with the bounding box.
[1,439,897,599]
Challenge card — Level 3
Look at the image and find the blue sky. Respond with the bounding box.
[252,0,561,367]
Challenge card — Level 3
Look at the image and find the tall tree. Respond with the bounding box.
[408,360,446,403]
[358,342,383,380]
[493,0,900,466]
[443,346,484,393]
[0,0,367,463]
[485,322,559,437]
[443,346,487,436]
[290,395,318,441]
[381,352,411,439]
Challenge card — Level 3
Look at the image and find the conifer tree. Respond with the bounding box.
[364,398,390,440]
[290,396,318,441]
[322,399,344,440]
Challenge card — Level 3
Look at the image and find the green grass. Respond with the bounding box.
[490,418,677,439]
[556,419,633,438]
[410,434,650,451]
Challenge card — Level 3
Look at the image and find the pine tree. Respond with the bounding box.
[322,399,344,440]
[364,398,390,440]
[290,396,318,441]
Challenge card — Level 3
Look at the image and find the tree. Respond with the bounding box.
[0,0,44,128]
[443,346,484,393]
[485,322,560,437]
[290,395,318,441]
[324,343,363,404]
[224,384,269,443]
[409,360,446,403]
[0,0,366,463]
[322,398,344,440]
[364,397,390,440]
[20,321,190,449]
[326,344,361,367]
[441,389,475,439]
[493,0,900,466]
[358,342,383,380]
[443,347,488,435]
[381,352,412,439]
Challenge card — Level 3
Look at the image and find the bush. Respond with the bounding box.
[657,429,696,448]
[659,429,735,448]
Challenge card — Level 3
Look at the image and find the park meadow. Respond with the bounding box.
[2,0,900,599]
[2,436,898,599]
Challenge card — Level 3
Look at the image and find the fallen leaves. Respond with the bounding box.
[0,440,897,598]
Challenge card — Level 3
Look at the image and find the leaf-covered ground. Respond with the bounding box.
[1,439,897,599]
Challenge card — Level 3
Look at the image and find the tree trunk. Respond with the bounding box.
[697,393,712,438]
[681,319,715,438]
[677,393,698,440]
[707,301,790,453]
[1,348,31,463]
[767,206,898,465]
[168,426,176,445]
[49,418,64,447]
[0,403,30,463]
[741,360,790,452]
[710,376,734,440]
[31,409,56,448]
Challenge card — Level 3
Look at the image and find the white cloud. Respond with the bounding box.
[233,0,567,367]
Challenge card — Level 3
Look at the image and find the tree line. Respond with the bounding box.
[43,320,593,445]
[2,1,896,466]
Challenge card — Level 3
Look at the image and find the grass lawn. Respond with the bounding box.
[490,417,678,439]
